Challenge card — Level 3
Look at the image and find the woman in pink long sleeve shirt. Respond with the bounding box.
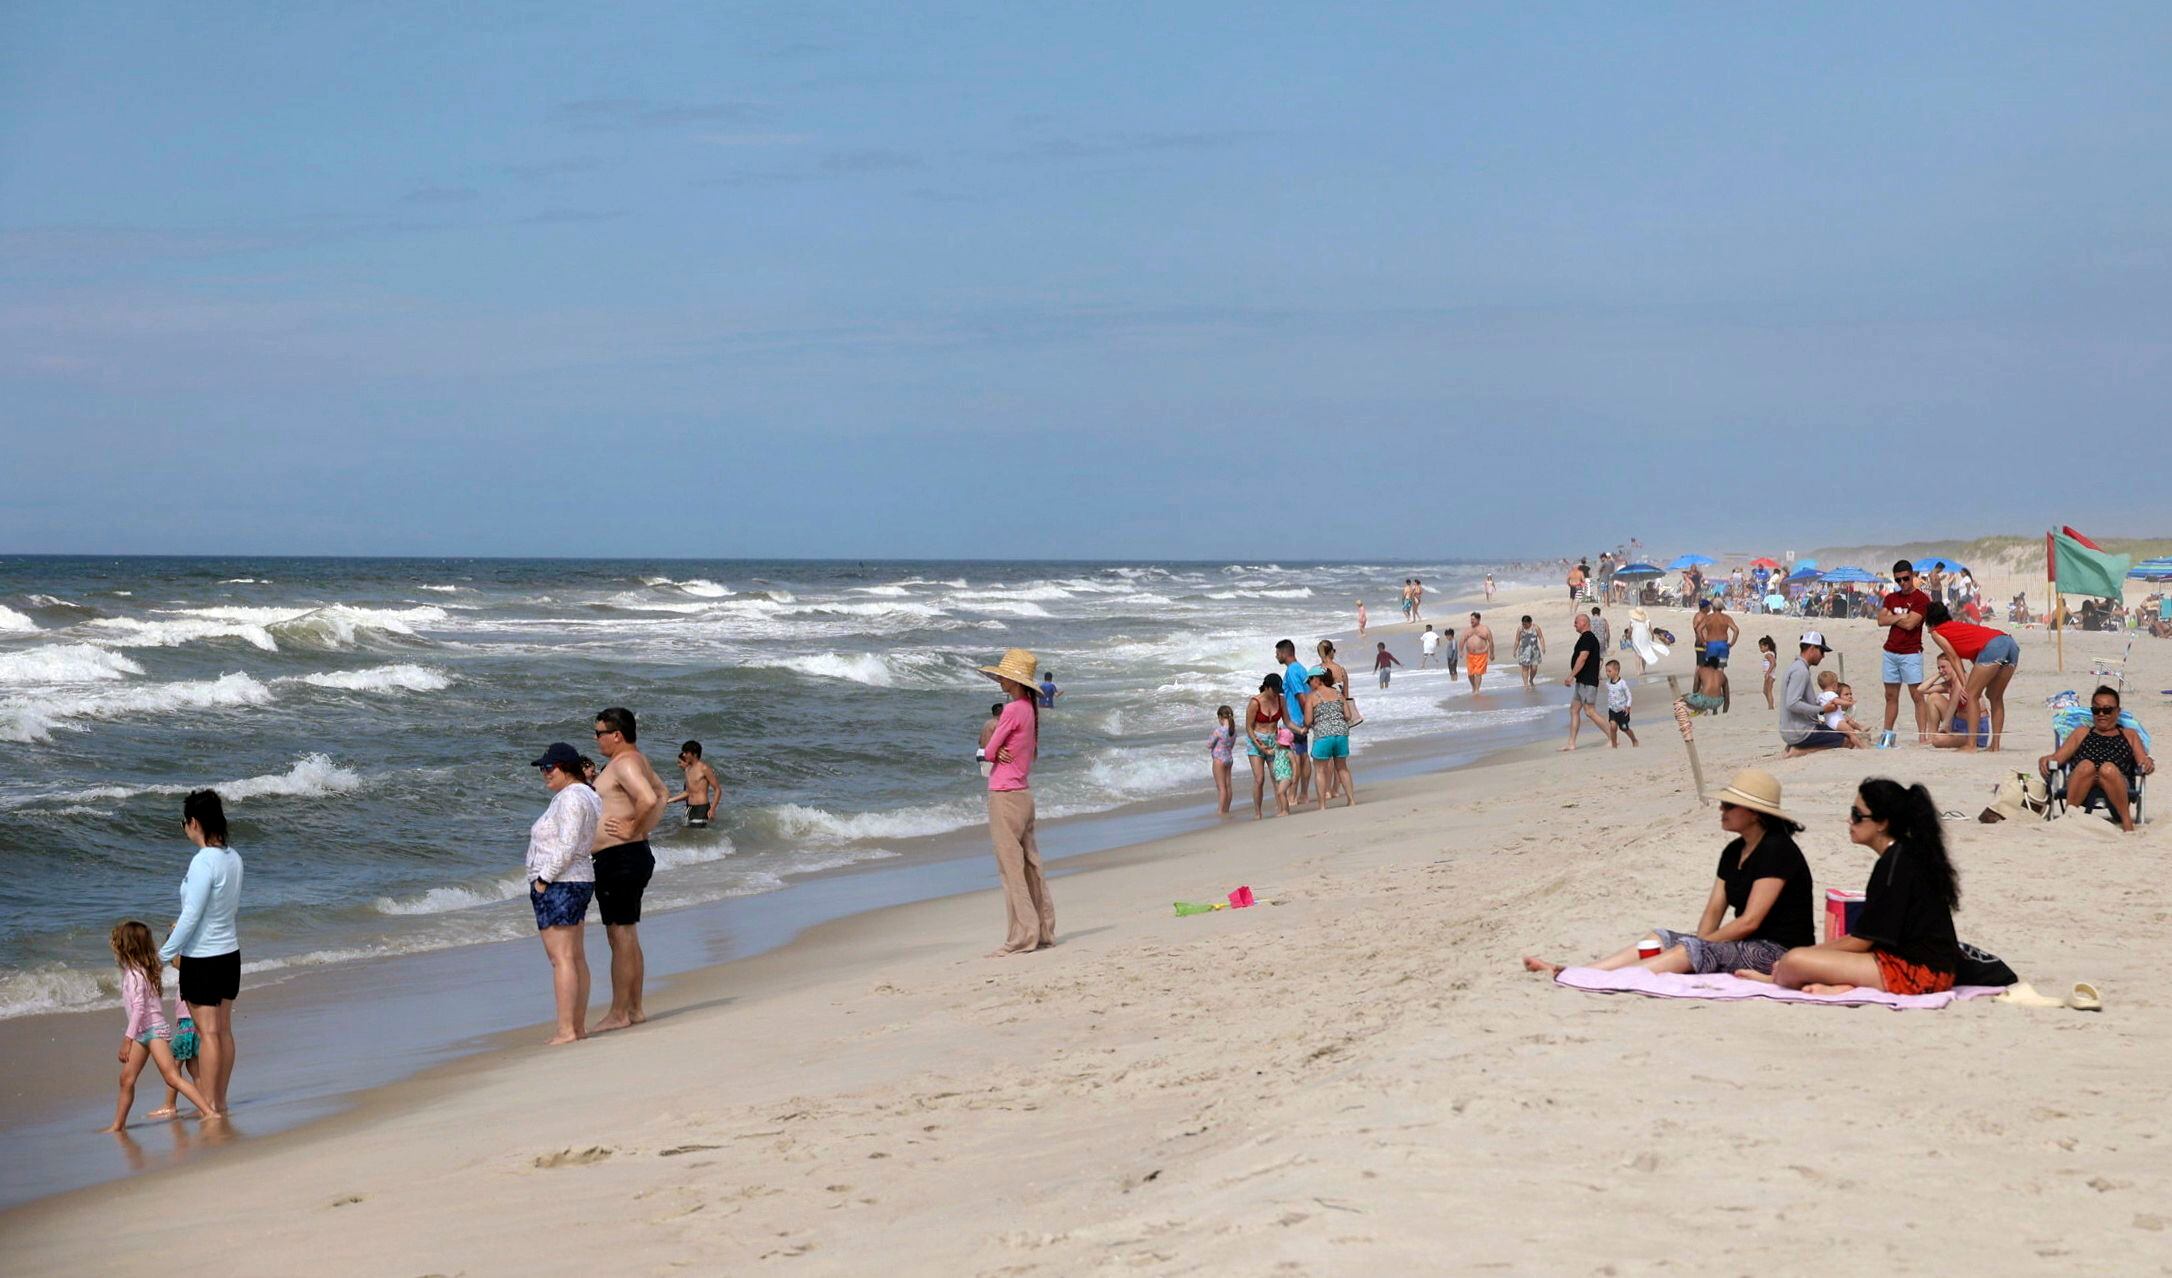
[979,649,1055,956]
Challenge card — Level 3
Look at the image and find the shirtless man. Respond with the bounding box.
[590,706,667,1032]
[669,740,722,828]
[1696,601,1741,713]
[1462,611,1495,692]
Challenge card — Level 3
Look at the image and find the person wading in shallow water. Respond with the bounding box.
[589,707,666,1032]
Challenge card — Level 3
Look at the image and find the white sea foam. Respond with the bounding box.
[952,585,1075,602]
[218,577,270,584]
[85,616,279,650]
[0,605,39,632]
[90,605,447,652]
[0,963,112,1018]
[849,585,914,596]
[950,599,1053,618]
[1,671,275,743]
[286,664,454,694]
[643,576,731,597]
[0,644,145,687]
[22,594,78,608]
[373,879,526,916]
[418,584,463,593]
[763,799,985,844]
[4,752,364,807]
[1205,587,1315,600]
[757,651,956,688]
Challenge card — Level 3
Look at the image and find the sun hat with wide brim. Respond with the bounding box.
[978,648,1039,690]
[1716,768,1798,824]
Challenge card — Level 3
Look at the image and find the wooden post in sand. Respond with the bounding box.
[1666,675,1710,805]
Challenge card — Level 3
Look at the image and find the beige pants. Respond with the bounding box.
[987,788,1055,953]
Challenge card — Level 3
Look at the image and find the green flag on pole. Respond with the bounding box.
[2050,530,2128,601]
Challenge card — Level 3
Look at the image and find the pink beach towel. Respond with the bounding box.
[1554,965,2004,1011]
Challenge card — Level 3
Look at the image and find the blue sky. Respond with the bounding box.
[5,3,2169,557]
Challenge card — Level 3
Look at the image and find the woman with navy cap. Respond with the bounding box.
[526,742,601,1044]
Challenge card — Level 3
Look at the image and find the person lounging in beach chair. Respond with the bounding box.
[2040,686,2152,832]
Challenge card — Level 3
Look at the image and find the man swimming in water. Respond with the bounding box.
[669,740,722,828]
[590,707,667,1032]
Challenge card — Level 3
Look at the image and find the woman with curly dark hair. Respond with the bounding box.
[1743,778,1962,995]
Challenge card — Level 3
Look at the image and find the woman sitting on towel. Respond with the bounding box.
[1522,769,1813,978]
[1742,778,1961,995]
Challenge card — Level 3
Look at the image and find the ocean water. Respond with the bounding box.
[0,557,1533,1019]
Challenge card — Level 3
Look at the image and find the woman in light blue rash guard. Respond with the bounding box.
[160,789,244,1115]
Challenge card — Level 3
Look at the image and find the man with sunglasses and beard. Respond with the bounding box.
[589,706,667,1031]
[1876,560,1932,747]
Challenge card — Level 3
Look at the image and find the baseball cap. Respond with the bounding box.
[1798,630,1830,652]
[531,741,583,771]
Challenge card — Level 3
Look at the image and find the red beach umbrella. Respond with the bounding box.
[1749,557,1782,570]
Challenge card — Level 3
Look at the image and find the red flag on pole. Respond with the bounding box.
[2047,531,2057,582]
[2062,525,2104,551]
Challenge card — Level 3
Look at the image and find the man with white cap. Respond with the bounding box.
[1780,631,1849,756]
[979,648,1055,957]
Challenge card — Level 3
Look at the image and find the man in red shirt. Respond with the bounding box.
[1876,559,1931,745]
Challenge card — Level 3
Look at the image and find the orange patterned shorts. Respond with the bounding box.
[1874,950,1956,995]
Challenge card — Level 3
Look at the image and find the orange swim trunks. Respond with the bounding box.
[1466,652,1489,678]
[1873,950,1955,996]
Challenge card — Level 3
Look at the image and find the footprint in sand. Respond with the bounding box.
[533,1146,614,1169]
[328,1194,366,1208]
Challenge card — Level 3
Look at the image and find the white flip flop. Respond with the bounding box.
[2068,982,2104,1012]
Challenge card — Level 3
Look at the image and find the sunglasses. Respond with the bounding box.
[593,727,618,738]
[1718,801,1739,813]
[1848,806,1872,825]
[2092,705,2120,716]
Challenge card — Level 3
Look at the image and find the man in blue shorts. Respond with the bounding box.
[1876,560,1931,746]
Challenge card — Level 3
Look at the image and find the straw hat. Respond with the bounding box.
[1716,768,1797,824]
[978,648,1039,690]
[1630,607,1648,622]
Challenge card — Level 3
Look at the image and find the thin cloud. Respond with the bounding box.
[499,157,608,181]
[403,185,481,205]
[515,209,629,225]
[1000,130,1265,163]
[555,98,764,130]
[820,148,921,173]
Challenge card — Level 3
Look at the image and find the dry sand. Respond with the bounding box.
[8,596,2168,1275]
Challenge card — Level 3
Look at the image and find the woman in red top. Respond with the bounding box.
[1923,602,2020,752]
[1242,673,1287,820]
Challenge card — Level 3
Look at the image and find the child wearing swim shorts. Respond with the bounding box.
[1603,659,1638,748]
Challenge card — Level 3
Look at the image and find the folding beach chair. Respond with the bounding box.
[2085,636,2133,694]
[2046,710,2148,826]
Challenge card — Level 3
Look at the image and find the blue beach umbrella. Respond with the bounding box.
[1821,566,1883,585]
[1612,562,1665,580]
[1665,553,1715,570]
[1786,564,1822,580]
[1912,557,1970,576]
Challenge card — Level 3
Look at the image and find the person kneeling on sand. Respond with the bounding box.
[1740,779,1961,995]
[1524,770,1812,979]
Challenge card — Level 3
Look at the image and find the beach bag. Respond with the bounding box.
[1979,771,2050,822]
[1955,942,2017,987]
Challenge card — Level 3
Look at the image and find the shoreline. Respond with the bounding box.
[6,604,2165,1273]
[0,601,1579,1209]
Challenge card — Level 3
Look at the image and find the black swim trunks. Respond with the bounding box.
[687,803,710,827]
[178,949,242,1007]
[593,840,656,926]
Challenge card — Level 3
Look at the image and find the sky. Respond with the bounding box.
[4,3,2170,558]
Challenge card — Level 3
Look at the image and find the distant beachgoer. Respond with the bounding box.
[1400,580,1415,622]
[160,789,243,1115]
[1372,641,1401,689]
[1275,639,1315,803]
[1922,601,2019,752]
[526,742,601,1045]
[1561,614,1610,751]
[1742,779,1961,995]
[589,707,666,1031]
[579,755,599,787]
[1419,624,1439,667]
[1758,636,1778,709]
[1566,562,1584,602]
[1587,604,1607,653]
[1463,612,1494,691]
[668,740,722,827]
[1411,578,1424,621]
[1484,574,1496,602]
[977,702,1003,778]
[1691,599,1712,664]
[1603,660,1638,748]
[1356,599,1368,636]
[1302,670,1356,810]
[1442,627,1459,679]
[1514,615,1544,690]
[1243,673,1286,819]
[1780,632,1847,756]
[980,649,1055,954]
[1208,705,1237,815]
[1877,560,1932,747]
[2038,686,2154,832]
[105,920,219,1130]
[1524,769,1812,978]
[1038,672,1059,708]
